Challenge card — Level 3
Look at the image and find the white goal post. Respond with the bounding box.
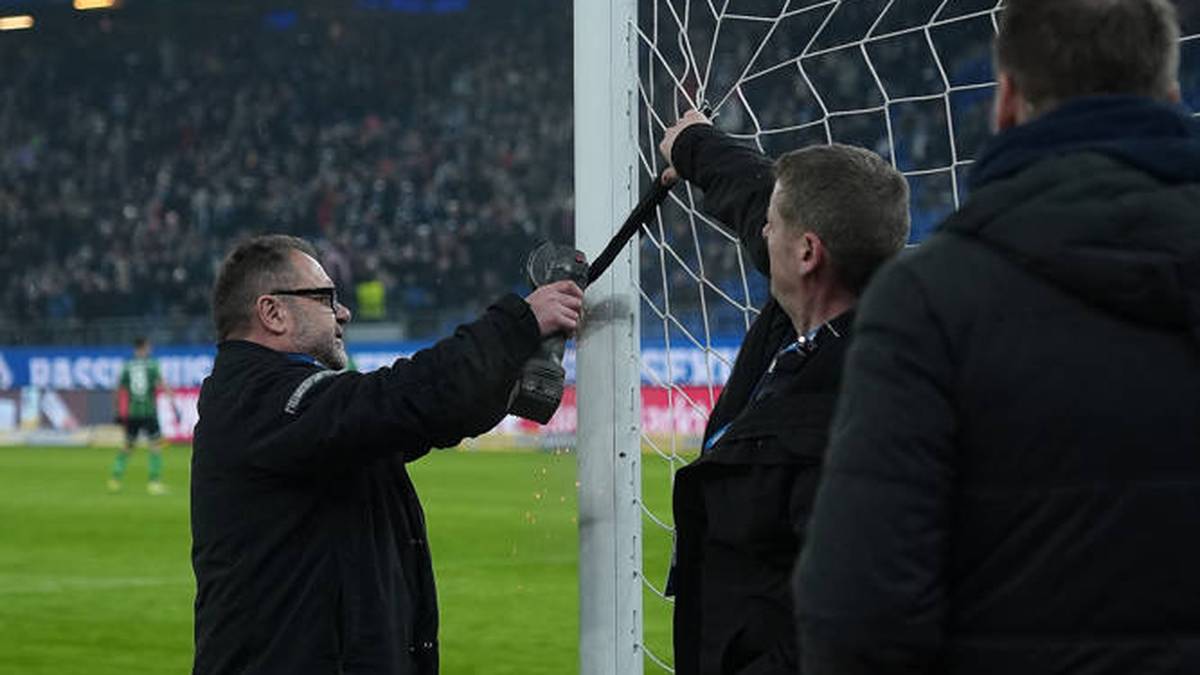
[574,1,644,674]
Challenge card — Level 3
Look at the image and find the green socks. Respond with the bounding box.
[148,452,163,482]
[112,450,165,483]
[111,452,130,480]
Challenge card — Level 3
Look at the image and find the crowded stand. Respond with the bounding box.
[1,0,1197,344]
[0,1,572,341]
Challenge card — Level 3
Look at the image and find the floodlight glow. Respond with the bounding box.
[74,0,118,10]
[0,15,33,30]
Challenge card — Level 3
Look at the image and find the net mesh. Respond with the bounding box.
[631,1,1200,670]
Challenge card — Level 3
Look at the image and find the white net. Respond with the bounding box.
[631,0,1200,670]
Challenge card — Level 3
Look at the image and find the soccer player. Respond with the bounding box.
[190,235,583,674]
[658,112,909,674]
[794,1,1200,673]
[109,336,173,495]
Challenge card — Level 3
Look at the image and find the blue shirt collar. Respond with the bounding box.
[283,352,323,368]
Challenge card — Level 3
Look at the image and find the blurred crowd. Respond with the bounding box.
[1,1,1197,342]
[0,1,572,336]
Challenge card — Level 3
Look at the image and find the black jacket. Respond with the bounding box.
[191,294,541,675]
[795,96,1200,675]
[671,124,840,675]
[669,123,797,450]
[673,312,853,675]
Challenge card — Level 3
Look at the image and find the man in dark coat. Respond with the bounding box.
[190,234,583,674]
[659,114,910,674]
[794,1,1200,673]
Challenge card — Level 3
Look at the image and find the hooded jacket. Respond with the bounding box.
[794,96,1200,675]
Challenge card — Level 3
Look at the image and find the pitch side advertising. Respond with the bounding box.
[0,341,738,444]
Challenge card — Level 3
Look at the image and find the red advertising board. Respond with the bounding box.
[488,385,720,444]
[1,385,721,447]
[166,386,722,444]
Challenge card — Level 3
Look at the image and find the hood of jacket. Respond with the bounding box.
[943,95,1200,339]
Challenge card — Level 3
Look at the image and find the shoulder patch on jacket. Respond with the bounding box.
[284,370,341,415]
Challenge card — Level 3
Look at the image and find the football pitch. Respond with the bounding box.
[0,445,678,674]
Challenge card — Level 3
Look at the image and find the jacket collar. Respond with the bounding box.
[970,95,1200,190]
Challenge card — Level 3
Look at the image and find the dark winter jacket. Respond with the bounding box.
[795,96,1200,675]
[669,123,797,450]
[670,124,834,675]
[673,311,853,675]
[191,294,541,675]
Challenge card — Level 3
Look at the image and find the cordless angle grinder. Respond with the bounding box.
[507,243,590,424]
[508,173,676,424]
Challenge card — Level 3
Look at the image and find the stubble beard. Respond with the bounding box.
[292,313,348,370]
[313,336,348,370]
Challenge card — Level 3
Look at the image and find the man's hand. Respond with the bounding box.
[525,280,584,337]
[658,108,713,171]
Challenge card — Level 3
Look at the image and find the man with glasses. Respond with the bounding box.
[191,234,583,674]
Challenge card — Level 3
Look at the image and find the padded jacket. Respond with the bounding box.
[796,96,1200,675]
[191,294,541,675]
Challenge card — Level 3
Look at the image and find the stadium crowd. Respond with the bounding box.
[0,2,572,336]
[1,1,1197,341]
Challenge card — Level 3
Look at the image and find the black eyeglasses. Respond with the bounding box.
[270,286,339,313]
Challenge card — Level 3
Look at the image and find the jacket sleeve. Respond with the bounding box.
[671,124,775,276]
[793,260,958,674]
[253,293,541,474]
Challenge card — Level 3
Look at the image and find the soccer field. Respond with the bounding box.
[0,445,677,675]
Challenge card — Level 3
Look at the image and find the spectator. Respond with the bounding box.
[794,1,1200,673]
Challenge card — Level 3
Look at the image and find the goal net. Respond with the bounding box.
[623,0,1200,672]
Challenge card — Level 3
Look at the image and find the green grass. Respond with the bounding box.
[0,445,682,674]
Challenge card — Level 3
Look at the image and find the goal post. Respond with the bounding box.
[573,1,644,674]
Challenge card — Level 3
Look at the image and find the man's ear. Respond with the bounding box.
[994,71,1025,132]
[799,231,824,276]
[255,295,288,336]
